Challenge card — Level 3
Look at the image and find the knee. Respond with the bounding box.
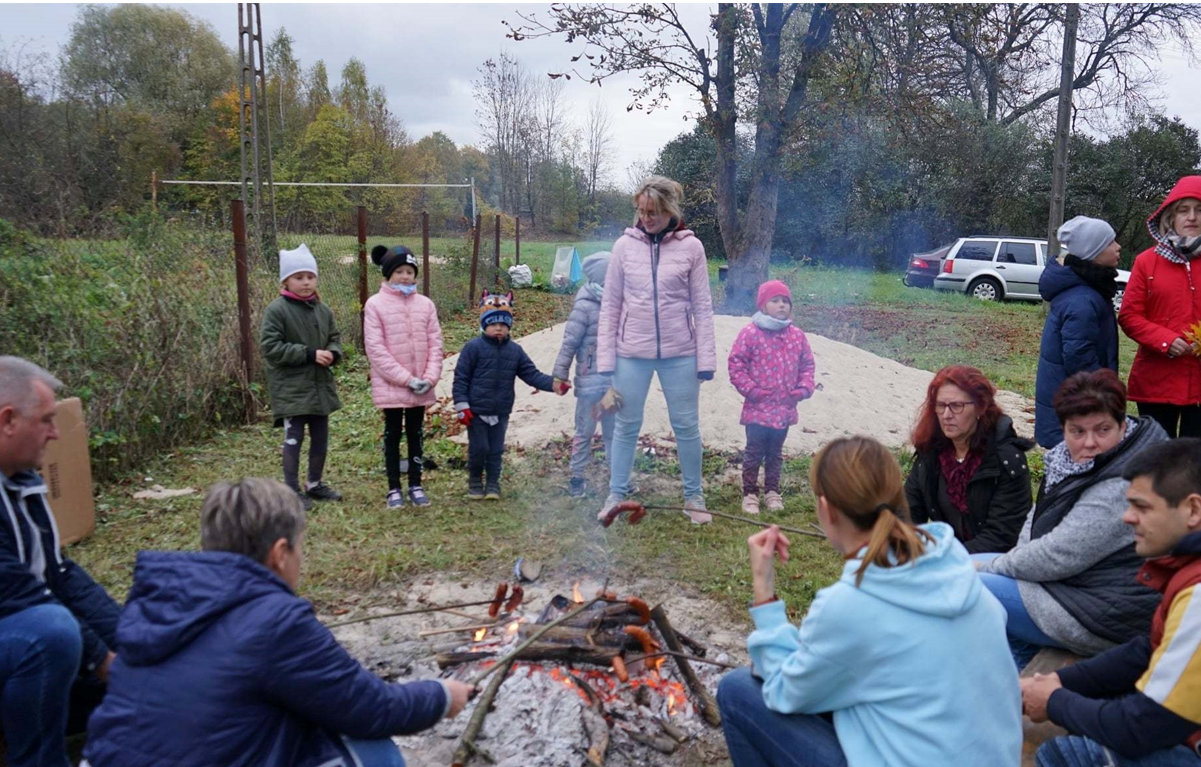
[716,667,761,716]
[0,604,82,672]
[1034,735,1095,767]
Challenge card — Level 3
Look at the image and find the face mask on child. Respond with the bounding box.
[387,282,417,295]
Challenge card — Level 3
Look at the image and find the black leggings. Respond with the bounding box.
[1136,402,1201,439]
[282,414,329,490]
[383,407,425,490]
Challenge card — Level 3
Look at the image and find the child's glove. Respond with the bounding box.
[553,378,571,396]
[456,408,474,426]
[408,378,432,394]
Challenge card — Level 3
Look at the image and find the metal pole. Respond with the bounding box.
[231,199,255,421]
[421,211,430,297]
[1046,3,1079,263]
[469,176,477,222]
[515,217,521,266]
[253,2,278,251]
[357,206,367,347]
[493,214,501,279]
[468,214,481,305]
[151,169,158,211]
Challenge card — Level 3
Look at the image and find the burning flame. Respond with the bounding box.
[473,628,487,642]
[667,693,678,717]
[506,620,520,635]
[572,582,583,603]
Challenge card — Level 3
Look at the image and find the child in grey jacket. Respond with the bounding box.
[552,252,615,497]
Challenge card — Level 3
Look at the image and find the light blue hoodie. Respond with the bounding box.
[747,522,1021,767]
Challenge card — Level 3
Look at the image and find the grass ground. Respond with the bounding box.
[68,259,1141,624]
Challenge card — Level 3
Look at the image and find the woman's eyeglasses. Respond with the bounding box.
[934,401,973,414]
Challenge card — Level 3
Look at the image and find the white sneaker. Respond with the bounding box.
[597,493,625,523]
[764,491,784,512]
[741,494,760,515]
[684,495,712,525]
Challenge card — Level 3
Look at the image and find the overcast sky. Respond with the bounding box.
[3,3,1200,190]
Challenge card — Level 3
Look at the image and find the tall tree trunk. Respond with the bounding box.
[1046,3,1079,262]
[711,3,741,280]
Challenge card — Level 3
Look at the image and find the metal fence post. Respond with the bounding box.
[357,206,367,348]
[231,199,255,421]
[515,217,521,265]
[468,214,482,305]
[493,214,501,279]
[421,211,430,297]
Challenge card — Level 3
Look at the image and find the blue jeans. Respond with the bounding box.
[0,604,83,767]
[344,736,405,767]
[716,667,847,767]
[608,356,703,498]
[973,553,1068,670]
[1037,735,1199,767]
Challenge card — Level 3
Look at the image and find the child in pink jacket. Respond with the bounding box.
[727,280,816,514]
[364,245,444,509]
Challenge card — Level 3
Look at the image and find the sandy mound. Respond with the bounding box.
[435,315,1034,455]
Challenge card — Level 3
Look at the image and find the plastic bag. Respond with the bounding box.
[507,264,534,288]
[550,246,583,293]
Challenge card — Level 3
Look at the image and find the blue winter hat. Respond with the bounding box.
[480,309,513,330]
[1057,216,1116,261]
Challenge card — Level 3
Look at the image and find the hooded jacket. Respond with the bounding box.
[83,551,448,767]
[553,255,612,397]
[904,415,1034,554]
[363,284,443,409]
[1035,262,1120,447]
[746,523,1021,767]
[596,226,717,374]
[1118,175,1201,406]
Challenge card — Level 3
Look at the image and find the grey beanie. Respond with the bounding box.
[279,243,318,282]
[1057,216,1116,261]
[582,251,611,285]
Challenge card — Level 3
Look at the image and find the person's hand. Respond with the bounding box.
[790,387,813,402]
[697,371,714,382]
[444,680,476,718]
[408,377,425,392]
[456,409,474,427]
[314,349,334,367]
[416,380,432,394]
[1168,337,1192,358]
[96,651,116,683]
[553,378,571,396]
[1020,672,1062,723]
[747,526,790,605]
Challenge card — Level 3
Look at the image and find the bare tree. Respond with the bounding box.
[472,52,533,216]
[507,3,838,311]
[585,97,614,200]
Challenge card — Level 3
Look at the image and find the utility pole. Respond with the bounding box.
[1046,3,1079,263]
[237,3,278,259]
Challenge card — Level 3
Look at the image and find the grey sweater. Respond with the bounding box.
[980,476,1131,655]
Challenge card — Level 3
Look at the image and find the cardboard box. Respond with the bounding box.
[37,397,96,545]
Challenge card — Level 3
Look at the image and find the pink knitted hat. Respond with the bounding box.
[756,280,792,311]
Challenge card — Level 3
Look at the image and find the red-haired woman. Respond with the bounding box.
[904,365,1035,553]
[976,370,1167,669]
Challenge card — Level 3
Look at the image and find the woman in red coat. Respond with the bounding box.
[1118,175,1201,438]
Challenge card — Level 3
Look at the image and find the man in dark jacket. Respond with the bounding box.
[1023,439,1201,766]
[84,478,474,767]
[0,356,121,767]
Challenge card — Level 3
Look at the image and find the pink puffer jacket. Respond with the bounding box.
[363,285,443,408]
[596,226,716,374]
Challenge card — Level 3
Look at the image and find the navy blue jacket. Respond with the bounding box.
[84,551,448,767]
[1047,532,1201,757]
[0,469,119,675]
[1035,263,1119,447]
[453,334,554,416]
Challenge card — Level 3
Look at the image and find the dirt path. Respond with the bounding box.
[434,315,1035,454]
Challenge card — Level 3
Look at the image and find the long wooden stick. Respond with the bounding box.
[628,650,740,670]
[451,657,514,767]
[641,505,826,539]
[570,672,609,767]
[650,604,721,727]
[467,597,603,687]
[327,600,507,628]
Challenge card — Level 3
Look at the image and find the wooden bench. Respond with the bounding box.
[1020,647,1082,767]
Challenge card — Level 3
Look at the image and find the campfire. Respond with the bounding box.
[381,582,730,767]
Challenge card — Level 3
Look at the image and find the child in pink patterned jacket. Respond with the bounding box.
[727,280,816,514]
[364,245,443,509]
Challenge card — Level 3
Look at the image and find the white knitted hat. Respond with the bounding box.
[279,243,318,282]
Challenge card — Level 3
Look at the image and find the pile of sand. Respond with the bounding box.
[434,315,1034,455]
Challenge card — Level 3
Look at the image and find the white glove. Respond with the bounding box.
[407,377,425,393]
[417,380,432,394]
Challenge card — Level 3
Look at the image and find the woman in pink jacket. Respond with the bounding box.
[596,176,717,524]
[364,245,443,508]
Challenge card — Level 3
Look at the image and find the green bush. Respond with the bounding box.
[0,216,249,481]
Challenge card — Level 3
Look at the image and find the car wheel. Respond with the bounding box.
[968,277,1002,302]
[1112,287,1125,313]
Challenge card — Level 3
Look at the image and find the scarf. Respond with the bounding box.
[751,312,792,332]
[1043,416,1138,489]
[1064,254,1118,301]
[387,283,417,295]
[938,447,984,519]
[1148,215,1201,265]
[280,288,318,303]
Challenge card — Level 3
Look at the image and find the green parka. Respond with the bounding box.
[260,294,343,424]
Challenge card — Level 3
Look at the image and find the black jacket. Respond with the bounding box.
[452,334,554,416]
[0,469,120,674]
[905,415,1035,554]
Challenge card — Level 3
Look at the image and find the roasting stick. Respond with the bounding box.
[326,584,523,629]
[628,650,740,670]
[466,596,605,689]
[603,501,826,539]
[451,657,513,767]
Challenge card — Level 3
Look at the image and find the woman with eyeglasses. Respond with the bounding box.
[904,365,1035,554]
[975,369,1167,670]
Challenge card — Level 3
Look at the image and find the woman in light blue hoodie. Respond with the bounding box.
[716,436,1022,767]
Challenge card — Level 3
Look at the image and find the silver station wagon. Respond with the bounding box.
[932,235,1129,311]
